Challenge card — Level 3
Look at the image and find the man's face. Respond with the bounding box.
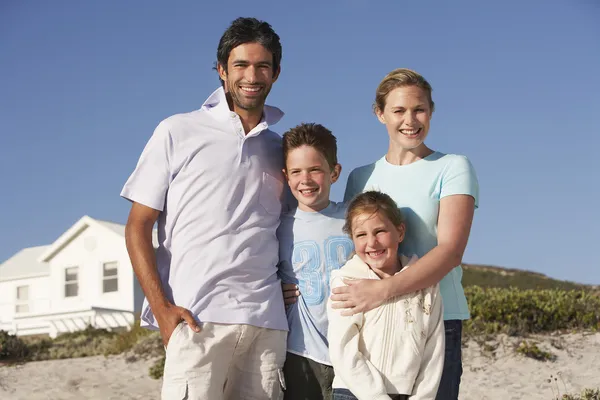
[218,42,280,113]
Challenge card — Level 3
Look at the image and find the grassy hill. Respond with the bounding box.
[462,263,597,291]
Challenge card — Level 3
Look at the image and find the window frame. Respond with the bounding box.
[15,285,29,313]
[102,261,119,293]
[64,266,79,298]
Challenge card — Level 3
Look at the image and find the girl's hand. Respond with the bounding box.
[330,279,388,316]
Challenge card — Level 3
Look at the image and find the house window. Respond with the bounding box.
[15,285,29,313]
[103,262,118,293]
[65,267,79,297]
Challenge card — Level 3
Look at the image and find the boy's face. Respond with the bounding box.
[284,145,341,213]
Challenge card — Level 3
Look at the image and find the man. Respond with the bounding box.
[121,17,287,400]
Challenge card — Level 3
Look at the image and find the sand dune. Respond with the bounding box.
[1,332,599,399]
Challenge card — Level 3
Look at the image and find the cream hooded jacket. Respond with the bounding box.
[327,255,445,400]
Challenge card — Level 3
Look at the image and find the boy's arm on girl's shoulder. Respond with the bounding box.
[281,282,300,305]
[327,274,391,400]
[410,287,445,400]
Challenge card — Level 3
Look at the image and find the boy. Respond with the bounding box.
[278,123,354,400]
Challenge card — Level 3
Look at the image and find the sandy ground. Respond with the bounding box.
[1,332,599,399]
[0,354,162,400]
[461,332,600,400]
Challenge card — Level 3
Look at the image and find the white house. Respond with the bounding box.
[0,216,156,338]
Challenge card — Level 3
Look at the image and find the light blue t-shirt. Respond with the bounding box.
[277,202,354,365]
[344,152,479,320]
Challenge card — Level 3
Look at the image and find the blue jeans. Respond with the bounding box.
[435,320,463,400]
[333,389,407,400]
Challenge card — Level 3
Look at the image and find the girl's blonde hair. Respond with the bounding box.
[373,68,435,114]
[343,191,404,235]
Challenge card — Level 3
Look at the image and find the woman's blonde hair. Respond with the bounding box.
[343,191,404,236]
[373,68,435,114]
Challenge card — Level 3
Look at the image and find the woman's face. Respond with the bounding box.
[376,85,433,151]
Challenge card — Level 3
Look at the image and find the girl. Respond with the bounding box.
[327,191,444,400]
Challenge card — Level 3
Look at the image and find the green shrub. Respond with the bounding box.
[128,331,163,359]
[23,322,156,361]
[463,265,588,291]
[149,355,165,379]
[1,322,164,377]
[29,325,118,361]
[103,322,155,356]
[516,340,556,361]
[465,287,600,336]
[557,388,600,399]
[0,330,30,361]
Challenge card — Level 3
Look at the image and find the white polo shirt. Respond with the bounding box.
[121,87,288,331]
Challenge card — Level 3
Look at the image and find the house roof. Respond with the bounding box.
[38,216,158,263]
[0,216,158,281]
[0,245,51,282]
[95,219,159,248]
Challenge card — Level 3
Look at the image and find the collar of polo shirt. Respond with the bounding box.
[201,87,284,130]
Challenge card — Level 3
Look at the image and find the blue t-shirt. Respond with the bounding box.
[277,202,354,365]
[344,152,479,320]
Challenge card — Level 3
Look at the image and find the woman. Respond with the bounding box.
[331,68,479,400]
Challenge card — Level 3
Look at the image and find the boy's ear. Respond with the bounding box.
[330,163,342,183]
[396,222,406,243]
[282,168,289,181]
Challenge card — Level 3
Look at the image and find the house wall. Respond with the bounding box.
[0,276,50,331]
[47,224,137,315]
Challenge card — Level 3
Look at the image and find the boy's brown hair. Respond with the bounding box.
[282,123,338,170]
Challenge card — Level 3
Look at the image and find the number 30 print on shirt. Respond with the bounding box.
[292,237,354,306]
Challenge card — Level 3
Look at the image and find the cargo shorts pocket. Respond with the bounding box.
[259,172,283,215]
[165,322,185,353]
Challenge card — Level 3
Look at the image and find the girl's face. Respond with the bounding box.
[376,85,432,151]
[351,211,405,275]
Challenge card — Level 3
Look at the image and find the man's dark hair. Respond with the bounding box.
[282,123,338,170]
[216,17,282,85]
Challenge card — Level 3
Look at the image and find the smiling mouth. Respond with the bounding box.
[299,188,318,195]
[400,128,421,137]
[367,249,386,258]
[239,85,262,95]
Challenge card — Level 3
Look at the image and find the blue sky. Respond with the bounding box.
[1,1,599,284]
